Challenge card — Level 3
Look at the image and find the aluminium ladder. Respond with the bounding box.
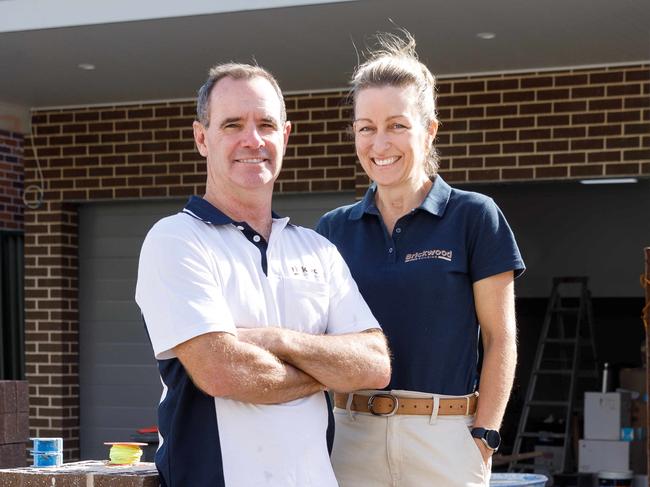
[509,276,598,474]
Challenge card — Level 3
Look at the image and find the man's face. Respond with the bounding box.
[193,76,291,195]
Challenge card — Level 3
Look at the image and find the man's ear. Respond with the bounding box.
[193,121,209,158]
[282,121,292,156]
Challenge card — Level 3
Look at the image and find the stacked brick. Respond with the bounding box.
[0,460,158,486]
[0,382,29,468]
[0,130,24,231]
[22,63,650,460]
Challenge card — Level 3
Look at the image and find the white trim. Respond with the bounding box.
[435,60,650,80]
[31,60,650,112]
[0,0,357,33]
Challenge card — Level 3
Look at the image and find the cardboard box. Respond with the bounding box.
[620,368,646,395]
[584,392,631,440]
[578,439,646,474]
[534,445,564,475]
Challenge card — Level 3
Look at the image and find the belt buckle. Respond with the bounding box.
[367,393,399,416]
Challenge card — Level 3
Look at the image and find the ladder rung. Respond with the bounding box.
[553,307,580,313]
[519,432,566,439]
[535,369,571,375]
[545,338,577,344]
[527,400,569,407]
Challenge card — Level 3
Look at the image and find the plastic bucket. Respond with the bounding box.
[598,471,633,486]
[490,473,549,486]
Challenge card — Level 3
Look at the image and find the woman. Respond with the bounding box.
[317,31,525,487]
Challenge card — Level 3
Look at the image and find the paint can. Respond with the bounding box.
[598,471,634,486]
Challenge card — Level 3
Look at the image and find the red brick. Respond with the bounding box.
[520,76,553,88]
[605,163,640,175]
[468,168,499,181]
[588,151,622,163]
[590,71,624,83]
[555,74,588,86]
[536,166,568,178]
[570,164,604,177]
[502,168,534,179]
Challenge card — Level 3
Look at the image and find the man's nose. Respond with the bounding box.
[241,126,264,148]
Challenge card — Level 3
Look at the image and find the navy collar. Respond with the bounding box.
[183,195,289,225]
[349,175,452,220]
[183,196,234,225]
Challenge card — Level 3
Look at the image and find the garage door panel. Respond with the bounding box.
[78,194,353,459]
[84,237,152,258]
[85,407,159,428]
[84,302,142,322]
[81,321,150,343]
[87,365,159,386]
[89,344,159,366]
[88,259,139,279]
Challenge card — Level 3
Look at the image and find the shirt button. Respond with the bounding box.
[388,248,394,253]
[236,225,244,230]
[253,235,261,243]
[395,227,402,233]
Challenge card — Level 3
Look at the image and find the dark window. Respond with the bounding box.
[0,230,24,379]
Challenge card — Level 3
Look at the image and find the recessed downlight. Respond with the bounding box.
[579,178,638,185]
[476,32,496,40]
[77,63,96,71]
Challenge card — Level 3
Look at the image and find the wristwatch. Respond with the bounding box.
[470,427,501,451]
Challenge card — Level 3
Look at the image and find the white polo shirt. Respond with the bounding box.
[135,196,379,487]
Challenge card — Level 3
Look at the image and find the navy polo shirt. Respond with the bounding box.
[317,176,525,396]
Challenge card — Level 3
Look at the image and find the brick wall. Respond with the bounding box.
[23,63,650,460]
[0,130,24,231]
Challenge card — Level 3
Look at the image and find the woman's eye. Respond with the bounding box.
[357,126,373,133]
[391,123,407,129]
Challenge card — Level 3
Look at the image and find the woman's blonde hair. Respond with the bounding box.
[350,30,440,176]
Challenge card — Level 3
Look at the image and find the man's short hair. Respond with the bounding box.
[196,63,287,126]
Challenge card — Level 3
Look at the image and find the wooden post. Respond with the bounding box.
[645,247,649,482]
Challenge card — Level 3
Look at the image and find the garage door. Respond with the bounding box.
[78,192,354,459]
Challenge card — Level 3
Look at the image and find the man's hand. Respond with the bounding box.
[473,438,493,465]
[237,327,391,392]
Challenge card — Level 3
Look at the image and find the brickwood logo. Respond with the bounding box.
[405,249,453,263]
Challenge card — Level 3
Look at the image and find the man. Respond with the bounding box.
[135,63,391,487]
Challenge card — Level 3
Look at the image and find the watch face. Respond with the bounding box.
[485,429,501,449]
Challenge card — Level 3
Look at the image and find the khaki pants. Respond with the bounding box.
[331,390,490,487]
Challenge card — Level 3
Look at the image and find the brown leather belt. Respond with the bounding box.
[334,392,477,417]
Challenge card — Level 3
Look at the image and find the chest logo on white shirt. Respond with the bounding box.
[405,249,453,263]
[290,265,320,278]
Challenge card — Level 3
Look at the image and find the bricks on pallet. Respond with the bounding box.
[14,384,28,414]
[15,415,28,443]
[0,461,159,487]
[0,444,26,469]
[0,415,17,445]
[0,383,16,415]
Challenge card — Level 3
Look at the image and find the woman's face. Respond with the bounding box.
[353,84,437,190]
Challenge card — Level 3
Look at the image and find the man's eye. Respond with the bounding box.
[224,123,241,129]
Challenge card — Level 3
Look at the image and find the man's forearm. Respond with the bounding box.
[238,328,391,392]
[174,332,325,404]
